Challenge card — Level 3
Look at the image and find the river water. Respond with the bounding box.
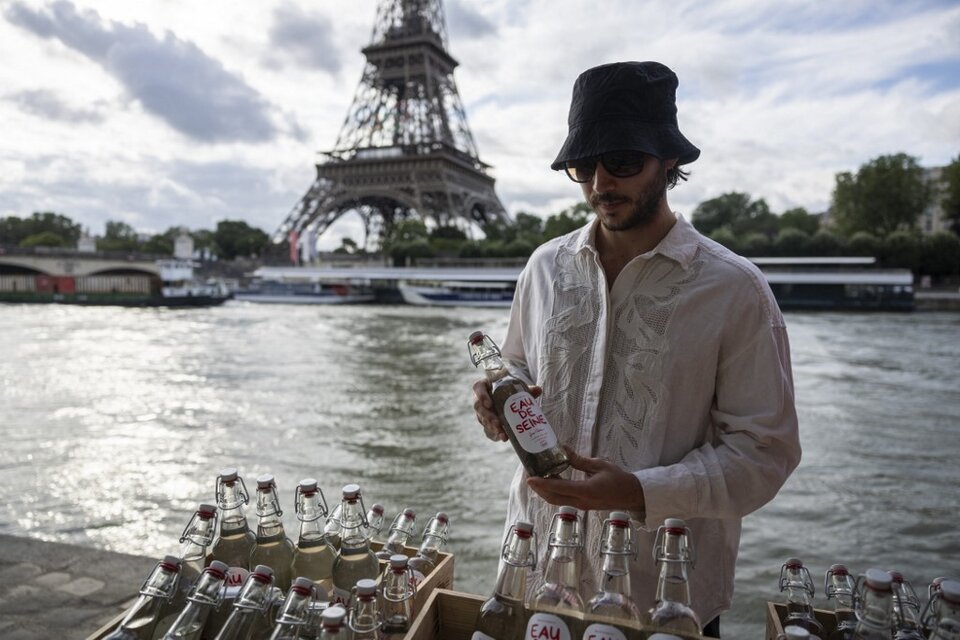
[1,302,958,637]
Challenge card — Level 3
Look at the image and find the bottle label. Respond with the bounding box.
[471,633,496,640]
[525,612,572,640]
[581,623,627,640]
[224,566,249,589]
[410,569,426,589]
[330,585,352,607]
[503,391,557,454]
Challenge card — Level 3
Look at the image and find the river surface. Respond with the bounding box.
[1,302,958,637]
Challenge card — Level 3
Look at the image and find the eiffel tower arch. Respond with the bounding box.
[273,0,508,252]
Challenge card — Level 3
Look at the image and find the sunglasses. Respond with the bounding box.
[563,151,647,183]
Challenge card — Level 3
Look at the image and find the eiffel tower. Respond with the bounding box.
[273,0,508,252]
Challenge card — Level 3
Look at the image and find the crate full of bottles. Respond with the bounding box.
[88,467,454,639]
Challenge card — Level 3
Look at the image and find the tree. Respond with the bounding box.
[213,220,269,259]
[779,208,820,236]
[941,154,960,235]
[880,230,922,270]
[830,153,930,236]
[739,232,771,256]
[691,192,777,238]
[19,231,68,248]
[921,231,960,278]
[807,230,843,256]
[97,220,140,252]
[708,227,739,252]
[0,212,81,246]
[847,231,881,257]
[543,203,590,240]
[772,228,811,256]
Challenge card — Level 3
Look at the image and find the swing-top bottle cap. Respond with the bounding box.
[252,565,274,582]
[558,506,578,519]
[197,504,217,519]
[370,503,384,515]
[829,564,849,575]
[468,331,485,344]
[342,483,361,499]
[402,508,416,518]
[609,511,631,526]
[784,557,804,569]
[864,568,893,590]
[291,577,314,595]
[941,580,960,604]
[514,521,534,535]
[256,474,275,489]
[434,512,449,524]
[389,554,409,568]
[159,555,182,572]
[219,467,239,482]
[206,560,229,579]
[889,570,905,583]
[355,578,377,595]
[664,518,686,530]
[322,604,347,625]
[298,478,318,493]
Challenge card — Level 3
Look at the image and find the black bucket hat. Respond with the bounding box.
[551,61,700,170]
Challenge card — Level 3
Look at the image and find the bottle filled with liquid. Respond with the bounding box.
[584,512,644,639]
[211,468,256,572]
[330,484,380,608]
[248,474,296,592]
[103,555,182,640]
[318,605,350,640]
[525,506,585,640]
[380,554,417,638]
[852,568,895,640]
[267,577,318,640]
[778,558,823,639]
[471,520,537,640]
[648,518,701,637]
[162,560,229,640]
[291,477,337,599]
[468,331,569,478]
[213,564,276,640]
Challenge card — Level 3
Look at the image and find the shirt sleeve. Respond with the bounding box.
[633,320,802,528]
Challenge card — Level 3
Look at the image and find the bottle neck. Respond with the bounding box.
[297,511,326,544]
[827,576,856,612]
[117,592,168,631]
[217,484,248,534]
[542,543,581,590]
[416,534,444,561]
[857,587,894,631]
[350,595,381,633]
[655,532,692,605]
[598,552,632,599]
[255,513,286,540]
[339,500,368,547]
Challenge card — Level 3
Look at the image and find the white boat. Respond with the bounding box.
[233,279,374,305]
[397,279,515,308]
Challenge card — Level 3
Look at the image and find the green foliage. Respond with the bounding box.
[0,211,82,246]
[692,192,777,238]
[97,220,140,252]
[19,231,68,248]
[880,230,922,270]
[779,208,820,235]
[708,227,739,252]
[772,228,811,256]
[429,225,468,241]
[942,155,960,235]
[830,153,930,236]
[739,232,771,256]
[846,231,881,257]
[543,204,590,240]
[213,220,269,259]
[921,231,960,277]
[807,230,843,256]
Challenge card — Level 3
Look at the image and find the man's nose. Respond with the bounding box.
[592,162,617,191]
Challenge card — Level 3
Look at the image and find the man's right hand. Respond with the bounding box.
[471,379,541,443]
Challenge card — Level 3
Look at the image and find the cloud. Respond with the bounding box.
[446,0,497,39]
[7,89,105,124]
[263,3,342,74]
[4,0,283,143]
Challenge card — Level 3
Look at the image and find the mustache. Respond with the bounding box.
[590,192,631,207]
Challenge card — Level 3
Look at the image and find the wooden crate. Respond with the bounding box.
[87,545,453,640]
[405,588,485,640]
[765,601,839,640]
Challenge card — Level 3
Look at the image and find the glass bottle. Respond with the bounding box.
[468,331,570,478]
[525,506,585,640]
[268,577,318,640]
[213,565,276,640]
[471,520,537,640]
[102,555,182,640]
[319,605,350,639]
[781,627,813,640]
[376,508,417,561]
[153,505,219,639]
[584,512,643,638]
[852,568,894,640]
[291,477,337,600]
[779,558,823,638]
[921,578,949,636]
[824,564,857,640]
[380,554,417,637]
[888,571,924,640]
[324,502,343,551]
[162,560,229,640]
[408,512,451,587]
[648,518,701,637]
[211,468,256,571]
[330,484,380,608]
[249,474,296,592]
[922,579,960,640]
[367,503,386,545]
[348,578,383,640]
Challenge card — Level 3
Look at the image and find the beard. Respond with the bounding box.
[590,166,667,232]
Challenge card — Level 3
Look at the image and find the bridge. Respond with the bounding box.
[0,247,163,277]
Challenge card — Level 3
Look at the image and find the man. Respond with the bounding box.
[472,61,801,637]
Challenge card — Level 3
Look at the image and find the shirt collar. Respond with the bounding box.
[573,213,700,271]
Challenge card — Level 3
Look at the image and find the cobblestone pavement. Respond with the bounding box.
[0,534,155,640]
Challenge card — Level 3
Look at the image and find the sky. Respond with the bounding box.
[1,0,959,250]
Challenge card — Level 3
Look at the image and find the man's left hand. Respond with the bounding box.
[526,446,646,513]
